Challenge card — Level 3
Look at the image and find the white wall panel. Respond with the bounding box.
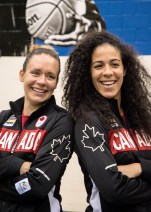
[0,56,151,211]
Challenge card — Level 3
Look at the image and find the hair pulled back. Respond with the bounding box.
[23,44,60,73]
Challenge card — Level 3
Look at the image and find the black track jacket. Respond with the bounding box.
[0,95,74,212]
[75,99,151,212]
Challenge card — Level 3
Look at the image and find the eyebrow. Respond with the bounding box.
[31,69,57,74]
[92,59,121,65]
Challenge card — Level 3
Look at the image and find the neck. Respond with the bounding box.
[116,99,124,117]
[23,102,41,116]
[119,107,124,117]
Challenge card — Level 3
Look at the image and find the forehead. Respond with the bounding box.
[29,53,57,62]
[92,43,121,60]
[27,54,59,69]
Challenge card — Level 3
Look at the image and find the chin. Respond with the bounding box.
[103,95,115,99]
[102,92,119,100]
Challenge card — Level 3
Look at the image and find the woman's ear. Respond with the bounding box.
[123,69,126,77]
[19,69,25,82]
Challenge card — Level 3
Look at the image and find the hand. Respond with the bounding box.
[118,163,142,178]
[44,12,103,46]
[20,161,32,175]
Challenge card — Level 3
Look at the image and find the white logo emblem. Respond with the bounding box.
[50,135,71,163]
[15,178,31,195]
[81,124,105,152]
[35,116,47,127]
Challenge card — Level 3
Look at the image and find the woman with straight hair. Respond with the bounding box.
[0,44,74,212]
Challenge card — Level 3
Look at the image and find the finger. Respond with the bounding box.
[46,32,77,41]
[44,39,77,46]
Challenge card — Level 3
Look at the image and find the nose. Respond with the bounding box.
[37,74,46,84]
[103,65,113,76]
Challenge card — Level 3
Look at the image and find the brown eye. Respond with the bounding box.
[47,74,56,80]
[93,63,103,69]
[31,71,39,76]
[112,63,120,68]
[48,75,54,80]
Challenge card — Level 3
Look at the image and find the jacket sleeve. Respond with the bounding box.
[0,110,25,179]
[138,157,151,182]
[0,156,25,180]
[74,115,151,205]
[0,114,74,201]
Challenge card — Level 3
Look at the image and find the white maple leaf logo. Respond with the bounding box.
[81,124,105,152]
[50,135,71,163]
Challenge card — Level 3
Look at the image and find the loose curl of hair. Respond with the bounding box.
[62,30,151,135]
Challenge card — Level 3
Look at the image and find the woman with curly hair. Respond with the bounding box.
[63,30,151,212]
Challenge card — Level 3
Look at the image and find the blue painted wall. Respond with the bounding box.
[96,0,151,55]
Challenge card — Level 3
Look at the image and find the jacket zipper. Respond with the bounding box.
[10,131,22,154]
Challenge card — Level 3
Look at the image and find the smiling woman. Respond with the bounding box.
[20,49,60,115]
[0,44,74,212]
[63,30,151,212]
[91,43,125,102]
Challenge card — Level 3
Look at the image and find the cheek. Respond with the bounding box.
[117,76,124,91]
[119,73,124,83]
[49,80,58,89]
[91,71,100,88]
[91,70,97,81]
[91,75,96,87]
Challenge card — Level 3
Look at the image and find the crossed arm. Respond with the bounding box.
[20,161,32,175]
[118,163,142,178]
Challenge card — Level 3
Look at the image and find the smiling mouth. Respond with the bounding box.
[101,81,116,86]
[32,87,47,93]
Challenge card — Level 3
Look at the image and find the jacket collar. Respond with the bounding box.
[9,95,56,115]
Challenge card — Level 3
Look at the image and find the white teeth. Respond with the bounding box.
[32,88,46,93]
[101,81,115,85]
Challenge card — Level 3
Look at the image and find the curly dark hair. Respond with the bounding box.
[62,30,151,135]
